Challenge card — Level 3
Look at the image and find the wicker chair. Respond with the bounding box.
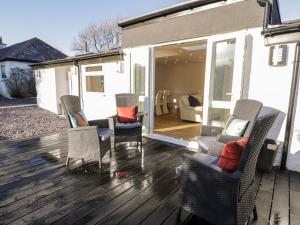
[60,95,112,172]
[111,93,144,150]
[198,99,262,156]
[177,111,279,225]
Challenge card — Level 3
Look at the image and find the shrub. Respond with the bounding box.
[4,67,37,98]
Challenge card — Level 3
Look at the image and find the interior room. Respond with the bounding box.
[154,40,207,141]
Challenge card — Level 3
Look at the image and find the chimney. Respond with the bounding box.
[0,37,7,49]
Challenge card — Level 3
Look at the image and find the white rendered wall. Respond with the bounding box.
[0,61,30,97]
[246,28,298,171]
[55,66,71,114]
[81,61,130,120]
[35,68,59,114]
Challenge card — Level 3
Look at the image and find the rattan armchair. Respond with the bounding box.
[111,93,144,150]
[198,99,263,156]
[177,111,279,225]
[60,95,112,172]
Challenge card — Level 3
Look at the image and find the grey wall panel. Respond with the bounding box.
[122,0,264,47]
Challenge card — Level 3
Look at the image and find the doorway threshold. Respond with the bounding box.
[144,133,198,151]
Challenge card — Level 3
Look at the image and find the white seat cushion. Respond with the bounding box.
[198,136,218,152]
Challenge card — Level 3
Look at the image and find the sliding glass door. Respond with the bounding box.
[203,32,245,126]
[129,47,152,133]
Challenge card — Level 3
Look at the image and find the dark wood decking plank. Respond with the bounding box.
[140,189,179,225]
[0,141,161,214]
[269,170,289,225]
[162,205,191,225]
[249,171,276,225]
[290,171,300,225]
[13,142,184,224]
[97,168,179,225]
[75,169,176,225]
[26,146,174,225]
[33,146,183,224]
[54,149,187,225]
[117,187,179,225]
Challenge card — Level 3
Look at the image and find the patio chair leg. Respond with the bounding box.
[176,206,182,222]
[66,157,70,171]
[98,159,102,174]
[253,205,258,220]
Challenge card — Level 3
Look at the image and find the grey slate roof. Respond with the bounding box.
[0,38,67,63]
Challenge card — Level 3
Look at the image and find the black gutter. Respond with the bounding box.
[262,22,300,37]
[31,50,123,67]
[118,0,226,28]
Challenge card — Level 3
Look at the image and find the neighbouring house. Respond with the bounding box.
[0,37,67,97]
[0,37,7,49]
[32,50,125,118]
[32,0,300,172]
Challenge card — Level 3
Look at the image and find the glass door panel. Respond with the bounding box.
[129,47,151,133]
[203,32,245,127]
[208,39,236,126]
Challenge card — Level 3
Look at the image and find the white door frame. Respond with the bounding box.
[143,30,247,148]
[202,30,246,125]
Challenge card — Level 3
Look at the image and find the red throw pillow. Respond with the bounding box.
[218,137,249,172]
[117,106,138,123]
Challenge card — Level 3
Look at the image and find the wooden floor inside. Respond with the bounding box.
[154,111,201,141]
[0,131,299,225]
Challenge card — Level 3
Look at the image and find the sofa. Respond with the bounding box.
[179,95,203,122]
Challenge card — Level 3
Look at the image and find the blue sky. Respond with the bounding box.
[1,0,298,55]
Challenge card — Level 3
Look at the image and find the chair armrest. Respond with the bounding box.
[181,153,241,184]
[68,126,98,132]
[200,125,224,136]
[88,119,110,128]
[67,126,100,160]
[217,135,242,144]
[179,153,241,218]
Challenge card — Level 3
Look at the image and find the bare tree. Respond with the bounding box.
[72,19,121,54]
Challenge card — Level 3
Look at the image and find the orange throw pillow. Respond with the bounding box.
[117,106,137,123]
[218,137,249,172]
[73,112,89,127]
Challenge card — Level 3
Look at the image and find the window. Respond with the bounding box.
[86,76,104,92]
[1,65,6,78]
[86,66,102,72]
[134,64,145,96]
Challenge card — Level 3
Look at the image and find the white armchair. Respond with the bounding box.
[179,95,203,122]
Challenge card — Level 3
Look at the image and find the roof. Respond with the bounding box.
[118,0,226,28]
[0,38,67,63]
[31,49,123,67]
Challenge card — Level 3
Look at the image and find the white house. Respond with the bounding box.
[33,0,300,172]
[32,50,127,118]
[0,37,67,97]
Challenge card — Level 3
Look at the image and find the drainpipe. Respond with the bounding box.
[281,42,300,170]
[257,0,271,30]
[75,61,83,109]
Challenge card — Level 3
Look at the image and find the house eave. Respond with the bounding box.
[118,0,226,28]
[31,50,124,68]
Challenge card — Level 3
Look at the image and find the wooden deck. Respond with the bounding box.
[0,132,299,225]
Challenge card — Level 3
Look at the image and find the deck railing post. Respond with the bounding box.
[281,41,300,170]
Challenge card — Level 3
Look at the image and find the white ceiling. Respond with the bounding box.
[155,40,207,65]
